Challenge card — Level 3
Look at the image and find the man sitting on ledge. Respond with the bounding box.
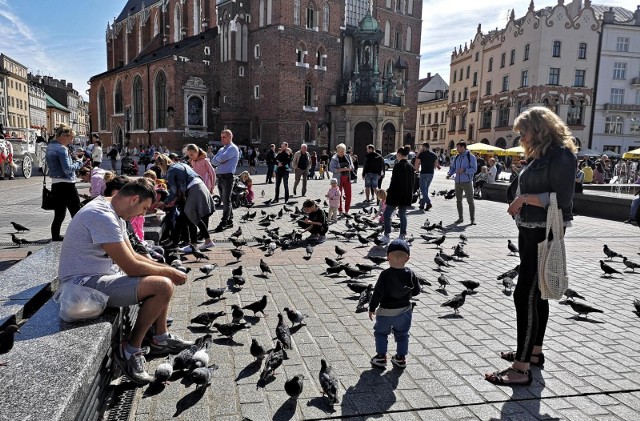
[57,178,193,385]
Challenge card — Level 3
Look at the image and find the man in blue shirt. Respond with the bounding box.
[211,129,239,231]
[446,141,477,225]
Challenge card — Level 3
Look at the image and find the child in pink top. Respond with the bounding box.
[245,177,255,204]
[326,178,341,222]
[186,144,216,193]
[130,215,145,241]
[373,189,387,224]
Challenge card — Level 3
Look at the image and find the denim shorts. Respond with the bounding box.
[364,173,379,188]
[65,274,140,307]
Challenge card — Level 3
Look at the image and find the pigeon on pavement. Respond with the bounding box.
[502,277,514,292]
[231,249,245,262]
[10,222,29,232]
[191,364,218,389]
[434,255,449,271]
[190,335,212,369]
[356,284,373,312]
[325,257,341,267]
[153,355,174,385]
[603,244,624,260]
[507,240,519,255]
[276,313,292,350]
[347,282,369,294]
[173,334,212,370]
[191,311,226,327]
[250,338,269,361]
[319,359,340,405]
[0,323,20,366]
[260,340,284,382]
[284,375,305,401]
[231,305,245,324]
[563,288,585,301]
[284,307,308,327]
[259,259,272,277]
[623,257,640,272]
[232,266,243,277]
[199,264,218,276]
[600,260,622,277]
[205,287,226,300]
[243,295,268,317]
[212,322,250,340]
[441,290,469,314]
[569,301,604,318]
[497,265,520,280]
[460,280,480,292]
[10,234,29,246]
[437,274,450,290]
[335,245,346,259]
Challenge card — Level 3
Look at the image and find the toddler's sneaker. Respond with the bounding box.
[391,354,407,369]
[370,353,387,368]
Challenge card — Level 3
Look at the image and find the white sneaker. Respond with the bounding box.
[178,245,195,253]
[378,235,390,244]
[199,241,215,250]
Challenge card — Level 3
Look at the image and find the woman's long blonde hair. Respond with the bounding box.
[154,154,172,173]
[513,106,577,159]
[185,143,206,160]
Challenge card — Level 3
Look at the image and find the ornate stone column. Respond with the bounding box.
[375,117,383,151]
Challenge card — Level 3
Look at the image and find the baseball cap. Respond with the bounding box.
[387,239,410,255]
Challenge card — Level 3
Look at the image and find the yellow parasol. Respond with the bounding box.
[502,145,525,156]
[622,148,640,160]
[451,143,505,156]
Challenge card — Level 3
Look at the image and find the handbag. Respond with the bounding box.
[42,174,55,210]
[537,192,568,300]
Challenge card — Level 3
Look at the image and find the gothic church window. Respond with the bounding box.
[132,75,143,130]
[193,0,201,35]
[323,2,329,31]
[174,4,182,42]
[394,26,402,50]
[155,71,167,129]
[259,0,265,26]
[98,86,106,131]
[405,26,411,52]
[384,21,391,47]
[316,47,327,68]
[306,5,317,30]
[154,12,159,36]
[114,80,123,114]
[294,0,300,26]
[304,80,314,107]
[407,0,413,15]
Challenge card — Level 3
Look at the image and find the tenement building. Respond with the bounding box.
[416,72,449,153]
[88,0,421,156]
[0,54,29,139]
[446,0,610,151]
[591,6,640,154]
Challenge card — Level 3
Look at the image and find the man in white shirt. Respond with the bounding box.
[92,140,103,168]
[488,158,497,183]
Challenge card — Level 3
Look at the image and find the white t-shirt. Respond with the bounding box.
[58,196,126,281]
[92,146,103,162]
[488,165,497,183]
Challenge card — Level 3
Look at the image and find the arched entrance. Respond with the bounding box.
[448,140,455,150]
[495,137,506,148]
[480,138,489,145]
[382,123,396,155]
[404,133,414,150]
[353,122,374,158]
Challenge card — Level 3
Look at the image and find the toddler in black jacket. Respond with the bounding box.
[368,239,420,369]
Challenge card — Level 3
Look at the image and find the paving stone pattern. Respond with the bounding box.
[1,166,639,420]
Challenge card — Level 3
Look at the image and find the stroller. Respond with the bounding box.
[212,176,251,209]
[121,154,139,176]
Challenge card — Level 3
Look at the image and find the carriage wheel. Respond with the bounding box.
[22,155,33,179]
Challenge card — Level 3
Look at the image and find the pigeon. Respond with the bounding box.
[231,249,245,262]
[260,340,284,382]
[191,311,226,327]
[231,238,247,248]
[0,323,20,366]
[563,288,585,301]
[190,335,212,369]
[434,255,449,271]
[603,244,623,260]
[600,260,622,277]
[231,305,245,324]
[444,189,456,199]
[452,244,469,259]
[10,233,29,246]
[569,301,604,318]
[205,287,226,300]
[459,233,467,244]
[441,290,469,314]
[175,265,191,274]
[243,295,268,317]
[319,359,340,405]
[188,249,209,261]
[368,255,387,265]
[356,284,373,312]
[344,266,367,279]
[276,313,292,350]
[357,234,369,246]
[191,364,218,390]
[460,280,480,292]
[355,263,379,273]
[199,264,218,276]
[231,275,246,289]
[335,245,346,259]
[325,264,347,275]
[416,274,432,287]
[173,334,212,370]
[232,266,244,277]
[153,355,174,384]
[284,307,308,327]
[429,235,446,248]
[230,227,242,238]
[634,299,640,315]
[258,220,272,227]
[502,277,514,292]
[284,375,305,401]
[250,338,269,361]
[497,265,520,280]
[437,274,450,290]
[306,244,314,258]
[347,282,369,294]
[10,222,29,232]
[507,240,519,255]
[212,322,251,340]
[259,259,272,277]
[437,250,455,262]
[623,257,640,272]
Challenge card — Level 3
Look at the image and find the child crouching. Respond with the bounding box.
[368,239,420,369]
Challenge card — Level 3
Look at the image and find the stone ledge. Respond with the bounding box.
[0,299,121,421]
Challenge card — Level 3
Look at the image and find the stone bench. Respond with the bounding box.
[480,182,633,222]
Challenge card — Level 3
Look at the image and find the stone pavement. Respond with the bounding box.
[1,166,640,420]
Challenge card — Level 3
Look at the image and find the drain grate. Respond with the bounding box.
[103,380,137,421]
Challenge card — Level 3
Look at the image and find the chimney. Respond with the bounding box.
[67,83,73,89]
[427,72,431,79]
[602,7,615,24]
[635,5,640,26]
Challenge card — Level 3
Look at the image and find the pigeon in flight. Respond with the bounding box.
[319,359,340,405]
[600,260,622,277]
[507,240,519,255]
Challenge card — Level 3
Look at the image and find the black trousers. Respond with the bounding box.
[514,226,549,363]
[218,174,234,222]
[266,163,274,183]
[51,182,81,239]
[275,170,289,202]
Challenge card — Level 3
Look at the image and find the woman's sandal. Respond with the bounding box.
[485,367,533,386]
[500,351,545,366]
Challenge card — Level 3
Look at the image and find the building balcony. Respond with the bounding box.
[603,103,640,112]
[631,77,640,86]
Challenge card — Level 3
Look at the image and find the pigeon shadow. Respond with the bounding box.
[199,298,224,306]
[306,396,336,414]
[142,381,166,397]
[193,275,211,282]
[502,290,513,297]
[439,313,463,319]
[188,325,213,333]
[243,315,262,325]
[255,274,270,279]
[568,315,605,324]
[436,289,449,296]
[273,398,297,421]
[343,296,360,301]
[303,256,311,261]
[234,360,261,382]
[173,386,207,417]
[225,261,242,266]
[290,324,305,335]
[213,337,245,346]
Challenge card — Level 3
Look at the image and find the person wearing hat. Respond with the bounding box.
[368,239,420,369]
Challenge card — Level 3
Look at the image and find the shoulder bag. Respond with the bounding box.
[42,173,55,210]
[537,192,568,300]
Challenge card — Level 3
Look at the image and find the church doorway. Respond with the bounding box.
[353,122,373,159]
[382,123,396,155]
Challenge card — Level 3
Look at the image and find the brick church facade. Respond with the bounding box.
[89,0,422,156]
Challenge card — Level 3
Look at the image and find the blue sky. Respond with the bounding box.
[0,0,636,98]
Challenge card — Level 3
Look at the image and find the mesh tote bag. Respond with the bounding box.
[537,192,568,300]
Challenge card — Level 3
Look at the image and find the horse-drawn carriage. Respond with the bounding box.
[0,136,44,179]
